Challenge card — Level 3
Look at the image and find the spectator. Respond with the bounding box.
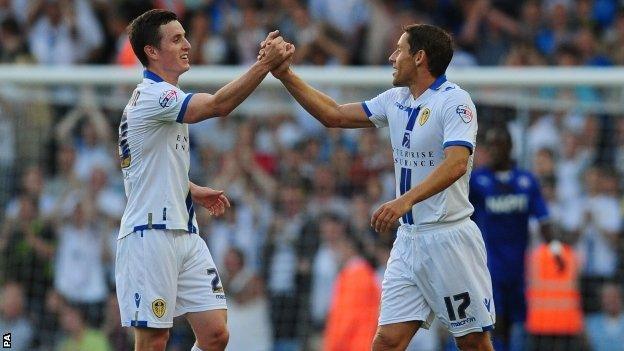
[55,101,114,182]
[188,10,227,65]
[27,0,103,65]
[4,165,54,219]
[0,282,33,351]
[526,242,586,351]
[308,0,369,64]
[585,282,624,351]
[0,194,55,315]
[322,229,379,351]
[56,304,111,351]
[309,214,344,330]
[305,165,349,218]
[222,247,272,351]
[556,131,594,204]
[263,183,308,351]
[102,292,132,351]
[573,167,621,312]
[53,198,108,326]
[0,102,14,208]
[235,5,267,65]
[0,16,31,63]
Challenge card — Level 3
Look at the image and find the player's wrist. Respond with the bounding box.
[274,67,294,80]
[253,60,272,75]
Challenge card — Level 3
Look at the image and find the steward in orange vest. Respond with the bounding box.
[526,242,586,351]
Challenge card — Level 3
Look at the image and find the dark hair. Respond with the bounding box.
[342,229,377,268]
[127,9,178,67]
[1,16,20,36]
[485,125,512,145]
[402,24,453,77]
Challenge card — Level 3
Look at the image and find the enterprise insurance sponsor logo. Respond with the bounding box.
[393,148,436,168]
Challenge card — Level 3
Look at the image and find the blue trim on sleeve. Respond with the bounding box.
[143,70,164,83]
[443,140,474,154]
[429,75,447,90]
[131,320,148,328]
[176,93,194,123]
[361,102,372,117]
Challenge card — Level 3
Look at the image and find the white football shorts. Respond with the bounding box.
[116,229,227,328]
[379,218,496,337]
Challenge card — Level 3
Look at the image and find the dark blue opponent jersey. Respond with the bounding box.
[469,167,549,283]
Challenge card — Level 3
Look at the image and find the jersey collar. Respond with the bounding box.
[410,74,447,104]
[429,74,447,90]
[143,70,164,83]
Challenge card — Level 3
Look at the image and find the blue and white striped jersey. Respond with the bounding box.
[362,75,478,228]
[117,70,198,239]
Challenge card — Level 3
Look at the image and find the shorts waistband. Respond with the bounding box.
[398,218,471,235]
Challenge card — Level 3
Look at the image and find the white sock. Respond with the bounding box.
[191,345,203,351]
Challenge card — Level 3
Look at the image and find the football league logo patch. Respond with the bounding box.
[418,108,431,126]
[456,104,473,123]
[152,298,166,318]
[159,90,178,108]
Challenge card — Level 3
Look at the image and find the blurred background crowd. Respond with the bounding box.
[1,0,624,350]
[0,0,624,67]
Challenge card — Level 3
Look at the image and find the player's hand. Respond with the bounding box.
[257,30,288,71]
[371,196,413,234]
[191,186,230,216]
[271,43,295,80]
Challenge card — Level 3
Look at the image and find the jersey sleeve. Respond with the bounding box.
[528,174,549,221]
[441,91,477,154]
[141,84,194,124]
[361,89,395,128]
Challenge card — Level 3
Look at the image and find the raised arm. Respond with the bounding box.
[182,31,293,124]
[268,47,374,129]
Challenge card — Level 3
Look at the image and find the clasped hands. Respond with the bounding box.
[256,30,295,78]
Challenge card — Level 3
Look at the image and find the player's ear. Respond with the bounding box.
[413,49,426,67]
[144,45,158,62]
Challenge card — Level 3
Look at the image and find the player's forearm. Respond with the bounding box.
[279,69,342,127]
[212,62,270,116]
[189,181,201,197]
[403,157,467,206]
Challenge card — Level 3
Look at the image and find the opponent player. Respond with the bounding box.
[116,9,292,351]
[470,127,554,351]
[266,24,495,350]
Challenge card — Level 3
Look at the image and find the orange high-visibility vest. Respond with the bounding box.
[526,243,583,335]
[323,258,380,351]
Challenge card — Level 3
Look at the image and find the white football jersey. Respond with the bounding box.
[363,76,477,227]
[117,70,198,239]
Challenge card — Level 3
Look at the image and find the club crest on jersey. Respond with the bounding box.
[419,108,431,126]
[152,298,166,318]
[159,90,178,108]
[456,104,473,123]
[402,132,411,148]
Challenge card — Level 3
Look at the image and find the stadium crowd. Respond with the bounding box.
[0,0,624,350]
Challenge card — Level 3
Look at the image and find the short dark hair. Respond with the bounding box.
[402,24,453,77]
[127,9,178,67]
